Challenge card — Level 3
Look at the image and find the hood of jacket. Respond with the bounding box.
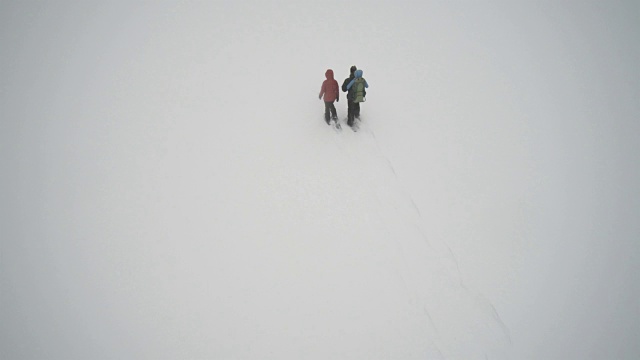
[325,69,334,80]
[354,69,363,78]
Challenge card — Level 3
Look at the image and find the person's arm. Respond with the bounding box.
[319,81,326,99]
[346,78,355,90]
[364,80,369,88]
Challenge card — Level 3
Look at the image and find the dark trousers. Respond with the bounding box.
[347,101,360,126]
[324,101,337,122]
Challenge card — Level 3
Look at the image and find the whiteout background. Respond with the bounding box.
[1,1,638,359]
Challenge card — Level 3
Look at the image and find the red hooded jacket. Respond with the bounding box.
[319,69,339,102]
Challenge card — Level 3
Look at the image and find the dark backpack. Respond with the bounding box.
[342,76,352,92]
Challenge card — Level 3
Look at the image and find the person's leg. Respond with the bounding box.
[324,101,331,124]
[330,102,337,119]
[347,101,354,126]
[354,102,360,118]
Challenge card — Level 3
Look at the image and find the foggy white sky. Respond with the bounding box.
[1,1,639,359]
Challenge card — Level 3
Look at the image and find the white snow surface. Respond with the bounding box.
[1,1,639,359]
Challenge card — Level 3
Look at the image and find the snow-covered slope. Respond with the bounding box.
[1,1,638,359]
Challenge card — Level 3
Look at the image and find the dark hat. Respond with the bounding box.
[350,66,357,74]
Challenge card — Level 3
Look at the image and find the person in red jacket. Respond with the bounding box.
[318,69,340,125]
